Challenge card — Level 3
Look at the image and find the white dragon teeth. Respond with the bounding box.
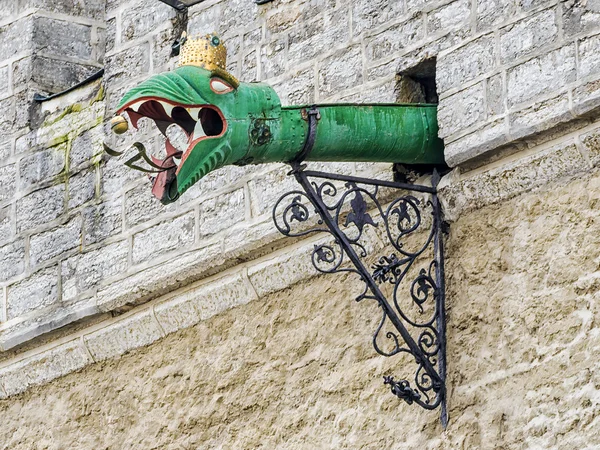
[193,120,206,141]
[159,101,174,117]
[173,156,181,167]
[128,101,145,112]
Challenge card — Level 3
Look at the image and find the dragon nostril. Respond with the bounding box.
[199,108,224,136]
[172,107,196,135]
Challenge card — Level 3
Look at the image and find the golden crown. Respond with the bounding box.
[178,32,227,72]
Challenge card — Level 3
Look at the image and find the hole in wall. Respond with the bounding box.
[395,57,438,104]
[394,57,447,182]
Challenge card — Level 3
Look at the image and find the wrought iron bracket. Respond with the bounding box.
[272,163,448,428]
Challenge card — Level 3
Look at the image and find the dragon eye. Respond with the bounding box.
[210,77,234,94]
[211,36,220,46]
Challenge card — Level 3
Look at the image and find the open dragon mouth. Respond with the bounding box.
[117,97,226,202]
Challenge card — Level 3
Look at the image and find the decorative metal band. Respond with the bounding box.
[291,106,320,163]
[272,164,448,427]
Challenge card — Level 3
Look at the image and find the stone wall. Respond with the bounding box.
[1,0,600,447]
[2,158,600,448]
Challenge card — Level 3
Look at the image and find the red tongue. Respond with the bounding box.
[151,157,177,202]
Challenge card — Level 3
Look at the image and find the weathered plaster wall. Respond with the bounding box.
[2,159,600,448]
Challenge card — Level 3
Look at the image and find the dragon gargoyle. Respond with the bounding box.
[108,33,445,204]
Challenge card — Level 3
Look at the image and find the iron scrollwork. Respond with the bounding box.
[272,164,448,427]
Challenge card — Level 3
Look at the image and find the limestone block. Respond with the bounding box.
[68,168,97,210]
[563,2,600,37]
[0,65,8,97]
[248,239,328,298]
[0,340,89,397]
[437,82,485,139]
[242,49,257,82]
[0,17,33,61]
[288,8,348,67]
[22,0,105,20]
[437,36,495,93]
[507,45,576,108]
[220,0,259,33]
[132,212,195,264]
[11,57,32,93]
[248,166,298,217]
[476,0,518,31]
[0,140,10,161]
[100,152,144,197]
[121,0,175,43]
[444,119,509,167]
[486,73,504,117]
[71,127,103,172]
[96,241,222,312]
[82,198,122,245]
[509,93,572,141]
[33,17,93,61]
[351,0,404,36]
[579,33,600,80]
[6,266,59,320]
[124,182,177,228]
[198,189,244,238]
[188,4,223,35]
[32,56,100,94]
[579,125,600,167]
[0,97,15,135]
[365,16,424,62]
[0,163,16,203]
[84,309,163,362]
[61,240,129,302]
[271,69,315,106]
[439,141,588,219]
[29,215,82,267]
[499,8,558,64]
[318,45,362,99]
[18,145,66,190]
[427,0,471,34]
[154,271,256,335]
[105,43,151,86]
[16,184,65,233]
[0,206,12,244]
[0,239,25,283]
[261,37,287,80]
[338,79,396,103]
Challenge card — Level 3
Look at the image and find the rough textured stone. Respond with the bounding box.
[6,267,59,320]
[476,0,518,31]
[124,182,176,228]
[71,128,103,172]
[198,189,244,237]
[499,8,558,64]
[68,168,97,210]
[82,199,122,245]
[29,215,82,267]
[579,32,600,80]
[509,93,573,140]
[32,56,100,94]
[507,45,576,108]
[0,164,16,203]
[318,45,362,99]
[0,340,89,397]
[16,184,65,233]
[437,36,495,92]
[427,0,471,34]
[0,205,12,244]
[0,240,25,283]
[438,82,485,138]
[120,0,175,43]
[84,310,163,362]
[365,15,424,62]
[132,212,195,264]
[154,271,256,334]
[486,73,504,117]
[104,44,151,86]
[352,0,404,36]
[33,17,93,61]
[61,241,129,302]
[18,145,66,190]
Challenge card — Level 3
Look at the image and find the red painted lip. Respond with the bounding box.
[117,97,227,201]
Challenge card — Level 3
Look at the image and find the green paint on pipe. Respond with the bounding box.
[115,66,444,204]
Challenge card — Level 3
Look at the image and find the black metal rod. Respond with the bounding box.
[293,167,443,394]
[33,69,104,103]
[300,169,437,194]
[432,169,448,428]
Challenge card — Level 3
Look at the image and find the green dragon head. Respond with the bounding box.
[115,34,281,204]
